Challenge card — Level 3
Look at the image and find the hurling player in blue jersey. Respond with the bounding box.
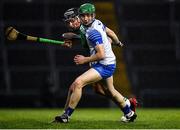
[60,8,138,113]
[54,4,137,123]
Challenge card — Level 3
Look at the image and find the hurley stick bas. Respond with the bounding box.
[5,26,65,45]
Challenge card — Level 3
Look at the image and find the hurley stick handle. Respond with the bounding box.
[38,38,64,45]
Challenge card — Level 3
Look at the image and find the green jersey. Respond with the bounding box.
[79,25,88,48]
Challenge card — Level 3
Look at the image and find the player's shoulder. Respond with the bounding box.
[93,19,104,27]
[92,19,105,32]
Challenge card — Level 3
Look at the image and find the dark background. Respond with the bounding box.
[0,0,180,108]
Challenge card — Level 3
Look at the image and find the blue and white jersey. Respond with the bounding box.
[82,19,116,66]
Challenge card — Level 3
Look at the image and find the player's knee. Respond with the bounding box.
[92,84,99,93]
[69,85,74,92]
[93,87,101,95]
[92,83,101,94]
[73,78,83,90]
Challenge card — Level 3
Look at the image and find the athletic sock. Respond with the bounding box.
[122,104,131,115]
[121,98,131,115]
[64,107,74,117]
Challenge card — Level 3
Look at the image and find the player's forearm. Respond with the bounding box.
[106,27,123,46]
[106,27,119,43]
[108,32,120,44]
[83,44,105,63]
[84,52,105,64]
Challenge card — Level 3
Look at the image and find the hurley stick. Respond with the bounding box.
[5,26,64,45]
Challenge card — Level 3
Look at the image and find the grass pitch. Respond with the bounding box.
[0,108,180,129]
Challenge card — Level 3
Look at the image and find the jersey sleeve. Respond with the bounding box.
[87,29,103,47]
[103,23,106,31]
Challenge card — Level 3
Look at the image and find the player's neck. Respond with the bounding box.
[83,19,95,27]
